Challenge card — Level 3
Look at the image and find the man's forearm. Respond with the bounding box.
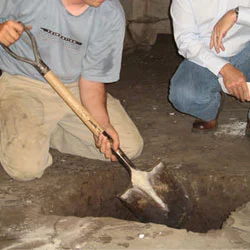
[79,76,111,130]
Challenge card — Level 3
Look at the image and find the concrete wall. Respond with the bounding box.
[120,0,172,49]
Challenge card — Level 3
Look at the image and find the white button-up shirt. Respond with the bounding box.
[171,0,250,76]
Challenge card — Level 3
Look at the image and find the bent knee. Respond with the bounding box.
[1,154,52,181]
[122,134,144,160]
[169,79,197,111]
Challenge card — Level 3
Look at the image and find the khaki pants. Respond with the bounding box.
[0,73,143,181]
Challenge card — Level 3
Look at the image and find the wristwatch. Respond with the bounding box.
[235,6,239,21]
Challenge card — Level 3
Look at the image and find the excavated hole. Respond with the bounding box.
[40,163,250,233]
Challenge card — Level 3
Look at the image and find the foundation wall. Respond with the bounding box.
[120,0,172,49]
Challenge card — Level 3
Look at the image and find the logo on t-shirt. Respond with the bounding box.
[39,27,82,50]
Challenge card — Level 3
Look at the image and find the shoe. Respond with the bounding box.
[192,118,217,133]
[192,92,223,133]
[246,118,250,138]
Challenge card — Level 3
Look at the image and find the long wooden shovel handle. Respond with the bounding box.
[44,71,103,137]
[45,71,136,173]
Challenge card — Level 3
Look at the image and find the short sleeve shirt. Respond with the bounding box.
[0,0,125,83]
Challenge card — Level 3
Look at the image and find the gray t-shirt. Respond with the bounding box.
[0,0,125,83]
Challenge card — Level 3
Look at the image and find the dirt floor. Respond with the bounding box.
[1,34,250,248]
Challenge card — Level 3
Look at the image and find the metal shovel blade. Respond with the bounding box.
[119,162,191,227]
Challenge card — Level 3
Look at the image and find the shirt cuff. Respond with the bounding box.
[237,6,250,26]
[203,57,229,76]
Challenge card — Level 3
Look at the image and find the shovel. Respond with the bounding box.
[0,26,189,225]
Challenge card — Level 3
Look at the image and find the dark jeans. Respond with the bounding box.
[169,42,250,121]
